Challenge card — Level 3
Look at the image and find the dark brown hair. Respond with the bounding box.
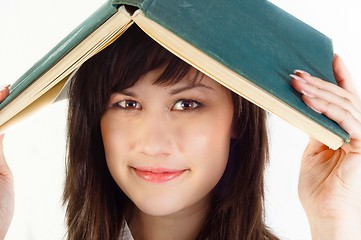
[63,25,278,240]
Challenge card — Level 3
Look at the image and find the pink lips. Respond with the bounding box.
[134,167,186,183]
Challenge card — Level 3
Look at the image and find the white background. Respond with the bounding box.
[1,0,360,239]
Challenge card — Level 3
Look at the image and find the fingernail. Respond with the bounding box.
[290,74,307,83]
[294,69,311,76]
[309,105,322,114]
[301,90,315,98]
[0,84,10,90]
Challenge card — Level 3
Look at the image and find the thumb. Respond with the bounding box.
[0,134,5,161]
[0,134,11,176]
[0,133,14,240]
[303,137,329,158]
[333,54,358,96]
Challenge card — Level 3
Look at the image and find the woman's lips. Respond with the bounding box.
[133,168,187,183]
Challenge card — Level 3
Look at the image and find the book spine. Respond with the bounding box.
[112,0,143,8]
[113,0,154,13]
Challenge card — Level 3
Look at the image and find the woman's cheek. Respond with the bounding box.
[177,115,232,167]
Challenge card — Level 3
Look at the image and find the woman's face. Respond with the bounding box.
[101,67,234,217]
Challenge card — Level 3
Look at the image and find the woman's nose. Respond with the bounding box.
[137,112,174,157]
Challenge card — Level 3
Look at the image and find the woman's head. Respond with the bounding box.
[64,25,275,239]
[101,65,234,217]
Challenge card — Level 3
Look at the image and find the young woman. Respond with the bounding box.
[1,25,361,239]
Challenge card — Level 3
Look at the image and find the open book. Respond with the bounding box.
[0,0,349,149]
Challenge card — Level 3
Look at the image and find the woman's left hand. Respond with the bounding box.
[291,55,361,240]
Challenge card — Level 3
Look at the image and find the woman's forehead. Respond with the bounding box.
[125,66,227,96]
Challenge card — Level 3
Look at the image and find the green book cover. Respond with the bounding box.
[0,0,349,148]
[115,0,349,146]
[0,0,118,109]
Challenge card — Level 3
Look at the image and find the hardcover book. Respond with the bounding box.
[0,0,349,149]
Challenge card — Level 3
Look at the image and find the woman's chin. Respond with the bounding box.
[134,199,186,217]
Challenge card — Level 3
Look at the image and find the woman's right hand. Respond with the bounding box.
[0,85,14,240]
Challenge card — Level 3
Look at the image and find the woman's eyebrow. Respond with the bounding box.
[170,83,214,95]
[118,89,138,98]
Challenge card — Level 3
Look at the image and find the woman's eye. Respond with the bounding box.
[113,100,141,110]
[172,100,200,111]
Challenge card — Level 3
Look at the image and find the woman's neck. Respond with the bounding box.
[128,195,210,240]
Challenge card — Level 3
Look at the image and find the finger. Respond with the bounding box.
[291,79,361,122]
[0,85,10,103]
[292,71,361,152]
[302,95,361,152]
[332,54,359,96]
[291,71,355,101]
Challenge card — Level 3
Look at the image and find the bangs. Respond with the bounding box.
[70,24,205,121]
[107,24,201,93]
